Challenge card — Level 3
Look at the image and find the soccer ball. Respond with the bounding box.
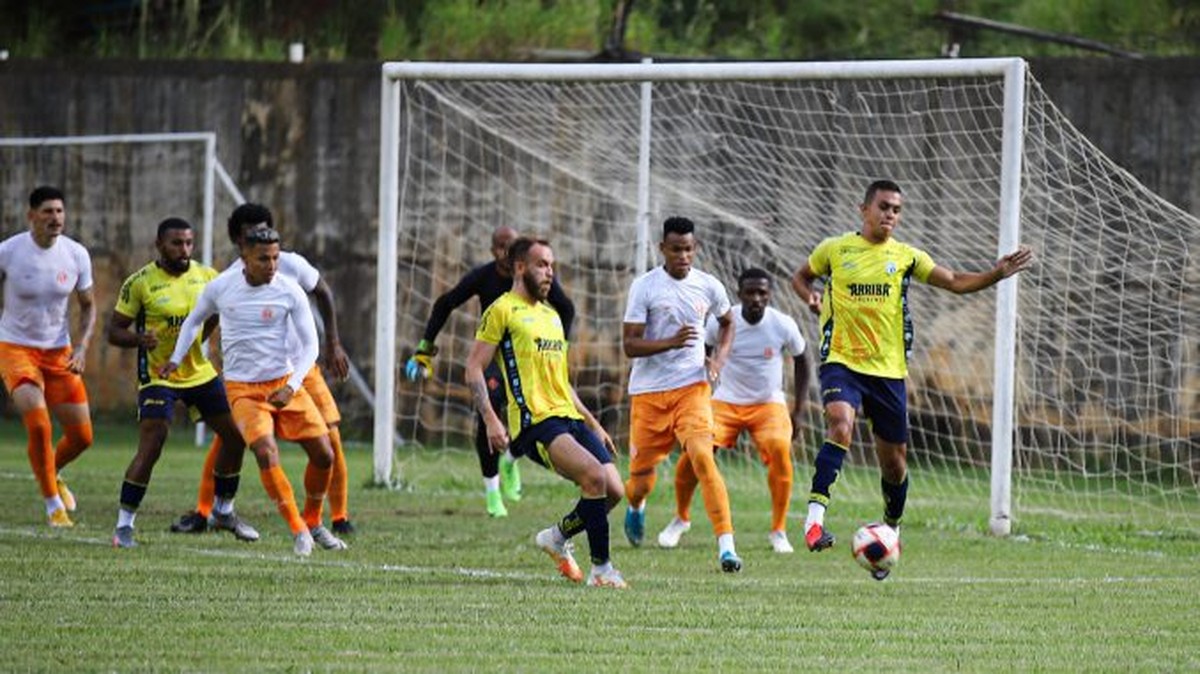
[851,522,900,573]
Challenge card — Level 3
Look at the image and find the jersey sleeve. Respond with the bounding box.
[74,243,94,292]
[781,313,806,355]
[703,314,719,347]
[475,298,508,345]
[284,251,321,292]
[910,245,937,283]
[808,236,836,277]
[707,275,731,319]
[622,276,649,324]
[113,272,143,319]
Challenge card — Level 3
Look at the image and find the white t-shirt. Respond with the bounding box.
[0,232,94,348]
[170,268,317,392]
[224,250,320,359]
[623,265,731,395]
[705,305,805,405]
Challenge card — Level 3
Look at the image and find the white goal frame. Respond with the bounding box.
[375,58,1028,535]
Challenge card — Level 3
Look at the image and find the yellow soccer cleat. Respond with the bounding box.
[56,476,77,512]
[48,507,74,528]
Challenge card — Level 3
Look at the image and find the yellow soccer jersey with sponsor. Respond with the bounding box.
[475,291,580,439]
[114,261,219,388]
[809,232,936,378]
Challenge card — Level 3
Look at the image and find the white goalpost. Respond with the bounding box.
[376,58,1199,533]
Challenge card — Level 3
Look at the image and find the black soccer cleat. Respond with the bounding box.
[169,510,209,534]
[331,518,357,535]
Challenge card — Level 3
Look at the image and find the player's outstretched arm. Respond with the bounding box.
[407,268,485,381]
[928,245,1035,294]
[791,262,822,316]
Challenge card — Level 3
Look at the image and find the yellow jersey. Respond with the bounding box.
[808,232,936,378]
[475,291,580,439]
[114,261,219,388]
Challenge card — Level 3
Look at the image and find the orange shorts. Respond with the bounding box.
[0,342,88,405]
[712,400,792,459]
[225,375,328,445]
[302,366,341,426]
[628,381,713,473]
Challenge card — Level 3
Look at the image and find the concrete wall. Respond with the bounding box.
[1,57,1197,434]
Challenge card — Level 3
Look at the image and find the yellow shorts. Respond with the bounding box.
[302,366,341,426]
[628,381,713,471]
[0,342,88,405]
[712,400,792,458]
[225,375,328,445]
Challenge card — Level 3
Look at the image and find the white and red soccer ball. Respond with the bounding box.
[851,522,900,573]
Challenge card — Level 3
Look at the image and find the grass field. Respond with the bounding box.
[1,421,1198,672]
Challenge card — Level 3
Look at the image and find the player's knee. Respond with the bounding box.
[68,422,94,449]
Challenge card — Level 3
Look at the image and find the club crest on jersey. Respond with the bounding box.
[56,271,69,285]
[885,261,897,275]
[763,346,774,358]
[261,307,275,321]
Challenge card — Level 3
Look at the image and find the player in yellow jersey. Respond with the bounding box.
[465,237,627,588]
[791,179,1033,579]
[106,218,257,548]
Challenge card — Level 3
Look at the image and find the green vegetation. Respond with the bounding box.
[1,422,1197,671]
[0,0,1196,62]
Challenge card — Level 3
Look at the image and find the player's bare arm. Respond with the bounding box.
[707,309,735,380]
[311,277,350,381]
[927,245,1035,294]
[68,286,97,374]
[791,263,822,316]
[107,311,159,350]
[791,349,811,440]
[570,387,615,455]
[622,322,698,358]
[465,339,508,452]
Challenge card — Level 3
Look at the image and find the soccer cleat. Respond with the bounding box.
[47,507,74,528]
[805,523,835,552]
[486,490,508,518]
[535,527,584,583]
[656,516,691,548]
[56,476,77,512]
[311,525,349,551]
[768,530,794,554]
[587,566,629,589]
[212,511,260,542]
[624,506,645,547]
[719,550,743,573]
[112,525,137,549]
[293,530,314,557]
[871,568,891,581]
[499,455,522,502]
[169,510,209,534]
[331,518,356,535]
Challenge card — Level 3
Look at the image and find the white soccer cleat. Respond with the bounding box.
[656,516,691,548]
[768,530,794,554]
[587,565,628,589]
[311,525,349,551]
[293,529,314,557]
[535,527,583,583]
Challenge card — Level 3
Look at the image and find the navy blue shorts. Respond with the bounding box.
[819,363,908,444]
[510,417,612,470]
[138,377,231,422]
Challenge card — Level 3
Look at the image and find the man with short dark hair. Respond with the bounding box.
[0,186,95,527]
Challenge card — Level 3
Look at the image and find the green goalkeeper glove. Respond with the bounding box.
[405,339,438,381]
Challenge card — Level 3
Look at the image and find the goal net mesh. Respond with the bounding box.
[387,73,1198,532]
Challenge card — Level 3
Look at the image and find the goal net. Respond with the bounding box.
[376,60,1199,534]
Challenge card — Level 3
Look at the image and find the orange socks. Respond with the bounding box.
[194,436,221,517]
[301,463,333,529]
[23,408,56,498]
[682,436,733,536]
[258,465,306,535]
[327,426,349,522]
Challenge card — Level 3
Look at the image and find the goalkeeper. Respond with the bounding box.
[407,225,575,517]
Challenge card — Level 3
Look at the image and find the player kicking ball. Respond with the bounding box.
[465,237,626,588]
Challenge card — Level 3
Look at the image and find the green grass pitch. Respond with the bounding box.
[1,421,1197,671]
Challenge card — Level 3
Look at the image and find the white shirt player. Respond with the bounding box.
[0,231,94,349]
[624,265,732,396]
[169,267,318,393]
[705,305,806,406]
[224,250,320,362]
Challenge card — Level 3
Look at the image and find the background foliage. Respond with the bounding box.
[0,0,1196,62]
